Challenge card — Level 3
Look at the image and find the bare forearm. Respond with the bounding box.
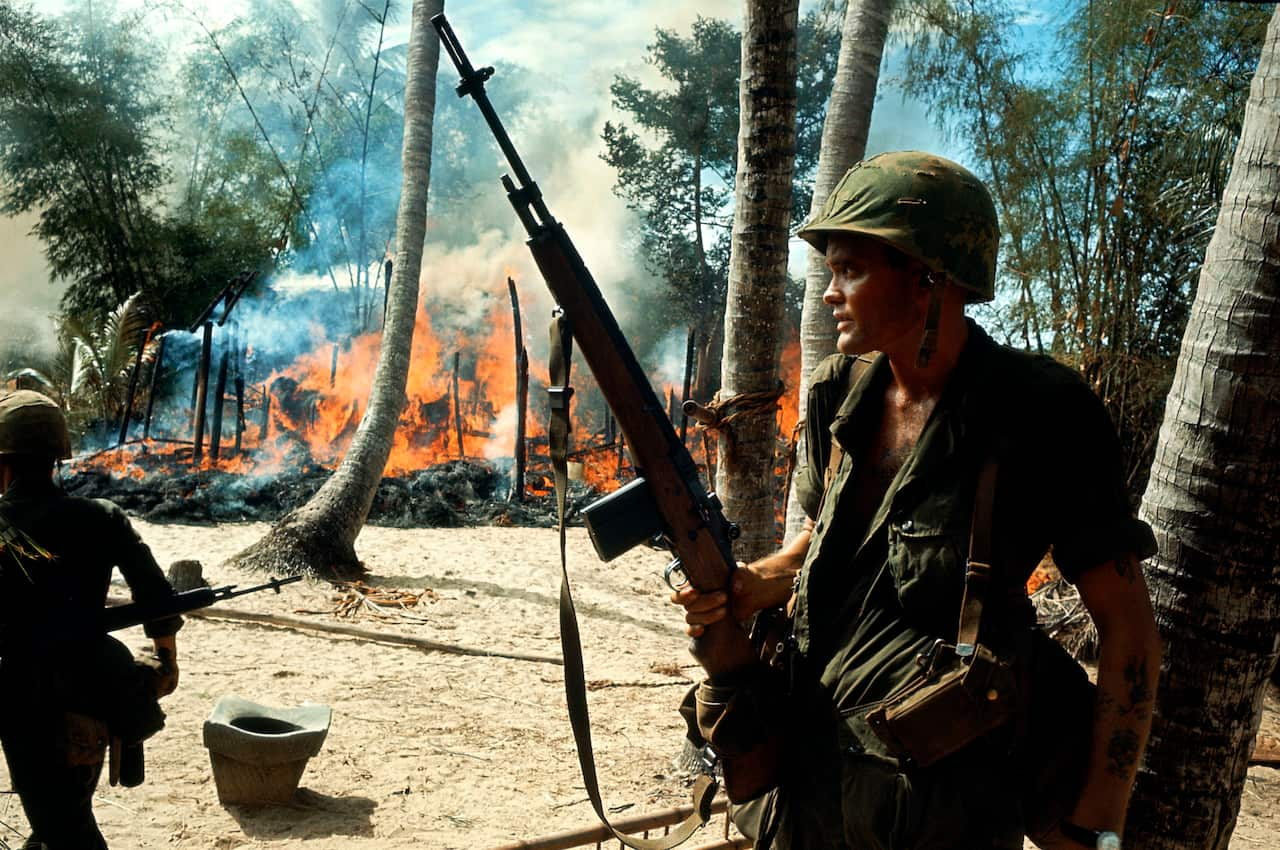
[1070,619,1161,833]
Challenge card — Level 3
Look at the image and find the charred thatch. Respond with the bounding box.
[61,460,595,529]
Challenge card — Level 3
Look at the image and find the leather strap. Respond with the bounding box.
[956,456,999,656]
[548,312,716,850]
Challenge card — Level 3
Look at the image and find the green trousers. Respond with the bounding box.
[732,710,1024,850]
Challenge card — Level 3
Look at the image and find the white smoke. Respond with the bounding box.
[0,213,64,362]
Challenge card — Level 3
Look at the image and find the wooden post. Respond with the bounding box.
[382,258,393,325]
[209,341,230,462]
[680,326,696,445]
[261,386,272,442]
[508,277,528,501]
[233,341,245,455]
[116,327,149,447]
[143,335,165,441]
[192,322,213,464]
[330,343,340,387]
[452,351,464,459]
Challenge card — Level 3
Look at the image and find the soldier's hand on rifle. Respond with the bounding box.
[152,635,179,698]
[670,584,730,638]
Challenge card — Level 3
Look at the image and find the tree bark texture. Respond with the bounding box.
[715,0,799,562]
[784,0,893,538]
[1128,9,1280,848]
[229,0,442,579]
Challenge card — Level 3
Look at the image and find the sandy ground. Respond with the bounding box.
[0,520,1275,849]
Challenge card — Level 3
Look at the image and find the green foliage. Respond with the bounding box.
[0,0,165,315]
[176,0,408,332]
[4,294,155,445]
[0,0,280,328]
[601,9,841,339]
[899,0,1269,491]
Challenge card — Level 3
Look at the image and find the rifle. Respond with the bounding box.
[431,13,755,680]
[102,576,302,632]
[433,16,783,832]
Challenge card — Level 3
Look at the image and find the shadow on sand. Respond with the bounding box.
[227,787,377,839]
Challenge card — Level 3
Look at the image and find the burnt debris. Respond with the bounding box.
[61,460,594,529]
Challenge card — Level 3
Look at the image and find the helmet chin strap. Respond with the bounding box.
[916,272,948,369]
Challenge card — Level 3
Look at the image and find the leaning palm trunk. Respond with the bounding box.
[715,0,799,562]
[230,0,443,580]
[784,0,893,537]
[1126,8,1280,848]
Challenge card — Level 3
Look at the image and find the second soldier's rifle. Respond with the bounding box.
[102,576,302,632]
[432,15,779,843]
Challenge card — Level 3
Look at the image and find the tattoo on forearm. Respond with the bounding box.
[1112,554,1138,583]
[1106,729,1140,778]
[1122,656,1153,713]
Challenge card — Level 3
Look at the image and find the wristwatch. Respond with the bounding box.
[1060,821,1121,850]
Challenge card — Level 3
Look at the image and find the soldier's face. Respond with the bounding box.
[822,233,928,357]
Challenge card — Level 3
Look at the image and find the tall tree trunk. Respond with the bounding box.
[229,0,443,579]
[784,0,893,537]
[715,0,799,561]
[1127,9,1280,848]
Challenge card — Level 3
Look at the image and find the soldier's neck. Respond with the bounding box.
[884,310,969,405]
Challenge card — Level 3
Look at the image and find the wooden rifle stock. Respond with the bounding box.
[432,13,755,679]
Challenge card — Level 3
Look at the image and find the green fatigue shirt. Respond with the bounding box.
[0,477,183,652]
[0,477,179,745]
[771,320,1157,850]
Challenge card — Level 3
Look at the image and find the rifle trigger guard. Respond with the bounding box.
[664,558,689,591]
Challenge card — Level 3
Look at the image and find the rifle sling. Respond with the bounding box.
[548,312,716,850]
[957,455,999,654]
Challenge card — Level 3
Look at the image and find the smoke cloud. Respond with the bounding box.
[0,213,63,362]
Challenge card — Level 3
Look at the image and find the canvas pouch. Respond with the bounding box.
[864,640,1017,768]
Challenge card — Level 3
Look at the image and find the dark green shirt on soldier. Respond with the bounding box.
[740,321,1156,850]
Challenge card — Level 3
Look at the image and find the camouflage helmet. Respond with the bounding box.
[0,390,72,460]
[796,151,999,302]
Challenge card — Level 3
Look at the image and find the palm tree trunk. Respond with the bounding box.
[1127,8,1280,848]
[784,0,893,537]
[229,0,443,579]
[715,0,799,562]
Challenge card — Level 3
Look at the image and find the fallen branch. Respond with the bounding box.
[185,607,562,665]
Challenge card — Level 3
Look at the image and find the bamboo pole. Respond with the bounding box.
[261,386,272,442]
[453,350,464,459]
[117,327,149,447]
[382,258,393,325]
[680,327,696,445]
[143,335,165,441]
[509,277,528,501]
[481,798,736,850]
[209,341,230,461]
[233,339,245,455]
[184,608,563,665]
[192,322,213,464]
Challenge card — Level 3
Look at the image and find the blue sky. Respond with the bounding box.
[3,0,1060,348]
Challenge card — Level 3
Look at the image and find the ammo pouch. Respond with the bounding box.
[865,640,1016,768]
[865,455,1016,768]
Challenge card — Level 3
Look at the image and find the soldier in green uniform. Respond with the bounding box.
[675,152,1162,850]
[0,390,182,850]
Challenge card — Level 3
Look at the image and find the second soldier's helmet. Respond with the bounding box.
[796,151,1000,303]
[0,390,73,460]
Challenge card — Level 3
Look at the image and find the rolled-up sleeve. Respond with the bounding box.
[99,500,183,638]
[1042,383,1157,582]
